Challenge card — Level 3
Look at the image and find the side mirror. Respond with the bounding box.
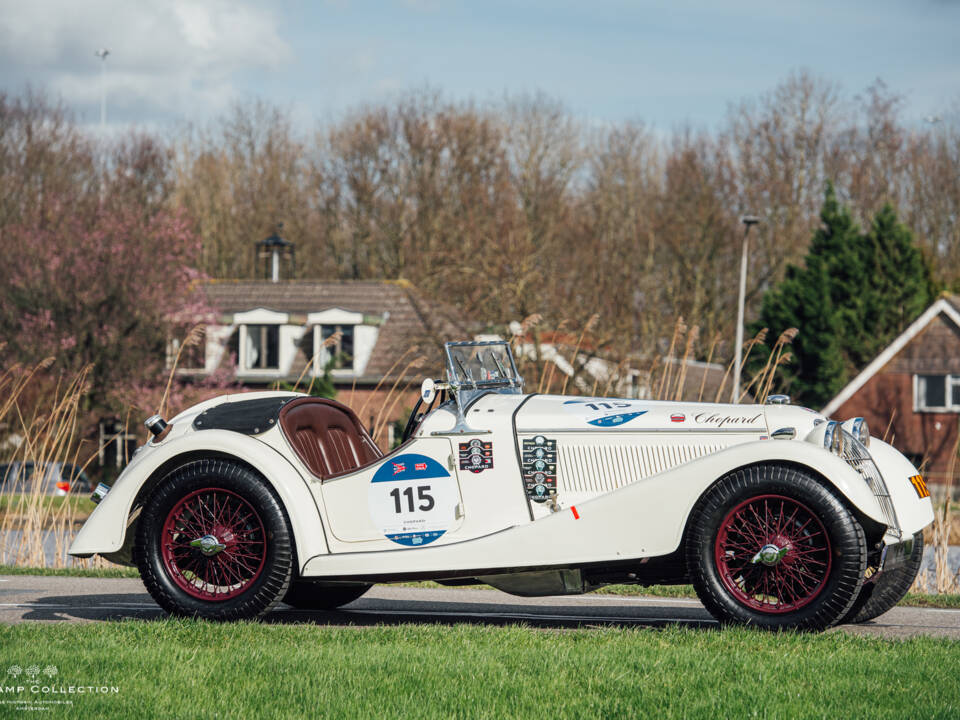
[421,378,436,404]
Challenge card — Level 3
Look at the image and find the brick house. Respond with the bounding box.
[822,294,960,485]
[173,279,470,447]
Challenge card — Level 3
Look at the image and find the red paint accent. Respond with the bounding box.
[670,414,685,422]
[571,506,580,520]
[160,487,267,602]
[714,494,831,615]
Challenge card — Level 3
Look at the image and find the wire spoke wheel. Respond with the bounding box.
[687,465,866,631]
[160,487,267,602]
[137,459,293,620]
[715,494,832,613]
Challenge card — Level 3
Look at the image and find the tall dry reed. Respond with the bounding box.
[0,362,108,568]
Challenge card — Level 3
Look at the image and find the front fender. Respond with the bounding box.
[638,438,889,556]
[68,430,328,572]
[865,438,935,538]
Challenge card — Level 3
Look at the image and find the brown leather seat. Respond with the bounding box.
[278,397,382,480]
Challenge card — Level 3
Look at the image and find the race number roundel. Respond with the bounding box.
[368,453,458,547]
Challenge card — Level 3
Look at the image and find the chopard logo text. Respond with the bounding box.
[693,413,763,428]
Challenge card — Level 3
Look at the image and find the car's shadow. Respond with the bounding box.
[19,592,717,630]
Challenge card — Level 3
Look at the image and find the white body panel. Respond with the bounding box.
[70,388,933,585]
[300,436,885,578]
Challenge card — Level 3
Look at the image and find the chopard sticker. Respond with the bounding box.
[521,436,558,502]
[459,439,493,473]
[562,399,648,427]
[368,453,458,547]
[693,412,763,428]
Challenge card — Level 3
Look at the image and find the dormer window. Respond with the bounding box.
[307,309,366,375]
[245,324,280,370]
[318,324,354,370]
[232,309,290,374]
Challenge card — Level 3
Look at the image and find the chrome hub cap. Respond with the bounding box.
[752,543,789,566]
[190,534,227,556]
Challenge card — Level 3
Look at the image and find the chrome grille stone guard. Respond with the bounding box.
[839,429,902,539]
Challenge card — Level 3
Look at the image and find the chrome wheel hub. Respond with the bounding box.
[190,534,227,556]
[752,543,788,566]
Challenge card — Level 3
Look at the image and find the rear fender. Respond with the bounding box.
[68,430,328,571]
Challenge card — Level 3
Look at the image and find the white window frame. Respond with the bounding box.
[240,324,282,372]
[307,309,363,376]
[234,309,289,375]
[914,373,960,413]
[312,324,356,375]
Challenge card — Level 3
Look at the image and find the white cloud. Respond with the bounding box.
[0,0,292,122]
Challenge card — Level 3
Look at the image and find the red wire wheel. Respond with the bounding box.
[714,494,832,614]
[160,487,267,602]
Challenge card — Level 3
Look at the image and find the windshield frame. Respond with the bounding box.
[444,340,523,394]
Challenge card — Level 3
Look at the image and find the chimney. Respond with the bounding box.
[255,223,295,282]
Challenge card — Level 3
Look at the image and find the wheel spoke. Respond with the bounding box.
[160,487,267,602]
[715,493,831,615]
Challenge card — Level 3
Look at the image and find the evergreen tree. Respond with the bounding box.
[755,186,935,409]
[756,238,848,407]
[864,203,937,360]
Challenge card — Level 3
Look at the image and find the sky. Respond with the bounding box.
[0,0,958,133]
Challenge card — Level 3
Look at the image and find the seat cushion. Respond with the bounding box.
[279,398,382,479]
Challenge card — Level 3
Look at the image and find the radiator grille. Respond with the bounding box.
[840,430,901,538]
[558,440,730,493]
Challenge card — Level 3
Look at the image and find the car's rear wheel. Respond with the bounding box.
[135,458,293,620]
[686,464,867,631]
[283,581,371,610]
[841,531,924,624]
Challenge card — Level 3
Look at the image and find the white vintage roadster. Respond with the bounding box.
[70,340,933,630]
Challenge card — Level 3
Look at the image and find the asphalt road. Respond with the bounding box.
[1,574,959,639]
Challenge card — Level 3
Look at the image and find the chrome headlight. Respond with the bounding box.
[841,417,870,447]
[822,420,844,455]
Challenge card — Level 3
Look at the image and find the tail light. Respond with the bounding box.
[56,481,70,493]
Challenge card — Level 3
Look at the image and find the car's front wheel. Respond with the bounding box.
[135,458,293,620]
[686,464,867,631]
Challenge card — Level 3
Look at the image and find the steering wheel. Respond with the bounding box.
[400,389,442,443]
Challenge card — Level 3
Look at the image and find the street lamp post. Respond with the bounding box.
[732,215,760,403]
[94,48,109,130]
[94,48,109,202]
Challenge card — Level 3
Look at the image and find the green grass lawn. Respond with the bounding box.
[0,493,95,517]
[0,564,140,579]
[0,621,957,719]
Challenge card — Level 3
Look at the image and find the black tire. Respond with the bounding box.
[686,464,867,631]
[283,581,371,610]
[841,531,924,624]
[134,458,294,620]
